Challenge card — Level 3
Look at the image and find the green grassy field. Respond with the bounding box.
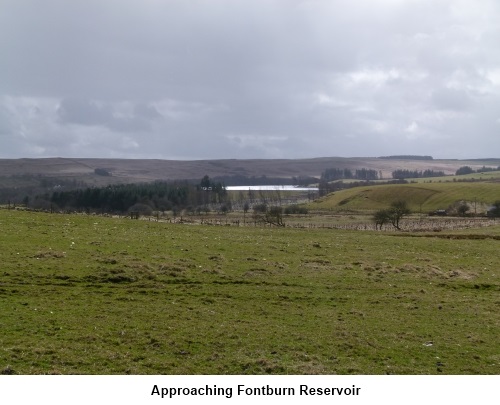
[311,181,500,213]
[407,170,500,183]
[1,209,499,375]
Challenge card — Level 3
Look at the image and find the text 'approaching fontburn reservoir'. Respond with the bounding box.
[151,384,361,399]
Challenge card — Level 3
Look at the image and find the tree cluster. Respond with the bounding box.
[45,176,227,214]
[455,166,500,175]
[284,205,308,215]
[321,167,379,182]
[94,168,112,176]
[392,169,445,179]
[252,204,285,226]
[210,174,318,187]
[446,201,471,217]
[0,175,87,206]
[488,201,500,218]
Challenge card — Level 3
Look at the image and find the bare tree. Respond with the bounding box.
[457,203,470,217]
[388,200,411,230]
[373,200,410,230]
[488,201,500,218]
[265,206,285,227]
[252,204,284,226]
[243,201,250,224]
[373,209,390,230]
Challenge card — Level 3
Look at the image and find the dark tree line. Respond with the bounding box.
[321,167,379,182]
[455,166,500,175]
[0,175,87,206]
[391,169,445,179]
[210,174,318,186]
[46,177,227,214]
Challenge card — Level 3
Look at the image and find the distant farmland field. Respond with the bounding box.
[1,209,499,374]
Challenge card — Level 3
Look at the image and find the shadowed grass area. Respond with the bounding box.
[1,210,499,374]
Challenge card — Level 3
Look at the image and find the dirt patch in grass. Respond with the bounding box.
[395,263,477,280]
[85,265,159,284]
[99,257,119,265]
[240,357,286,374]
[33,250,66,259]
[243,268,270,277]
[301,258,332,271]
[1,366,17,375]
[208,255,225,262]
[158,263,188,277]
[98,269,138,283]
[446,269,476,280]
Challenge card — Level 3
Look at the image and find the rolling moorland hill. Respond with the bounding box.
[310,177,500,213]
[1,156,500,187]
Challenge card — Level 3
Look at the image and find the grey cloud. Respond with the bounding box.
[57,98,162,133]
[134,103,162,120]
[431,88,474,111]
[57,98,112,126]
[1,0,500,159]
[0,106,15,135]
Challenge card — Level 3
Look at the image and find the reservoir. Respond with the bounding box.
[226,185,318,191]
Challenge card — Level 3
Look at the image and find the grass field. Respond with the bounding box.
[407,170,500,184]
[1,209,499,375]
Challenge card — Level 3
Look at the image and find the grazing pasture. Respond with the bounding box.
[0,209,499,375]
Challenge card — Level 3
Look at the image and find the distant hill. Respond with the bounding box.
[1,157,500,187]
[378,155,434,160]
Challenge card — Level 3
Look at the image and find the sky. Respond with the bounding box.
[1,0,500,160]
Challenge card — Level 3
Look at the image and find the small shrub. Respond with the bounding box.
[284,205,308,215]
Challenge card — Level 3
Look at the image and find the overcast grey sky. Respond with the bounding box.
[1,0,500,160]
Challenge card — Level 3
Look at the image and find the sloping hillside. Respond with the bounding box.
[311,179,500,213]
